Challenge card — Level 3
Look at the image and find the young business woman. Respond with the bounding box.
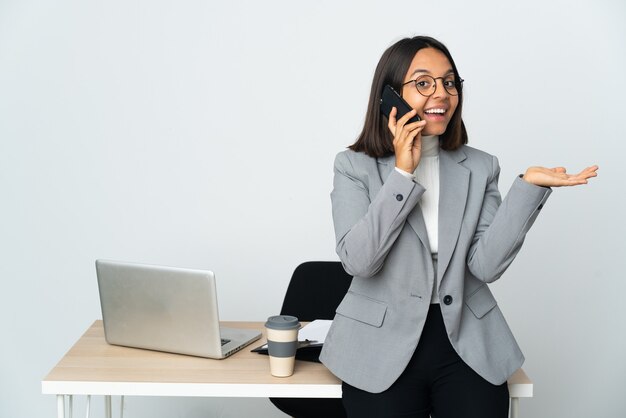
[319,36,598,418]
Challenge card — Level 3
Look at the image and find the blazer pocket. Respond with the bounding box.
[336,291,388,327]
[465,285,497,319]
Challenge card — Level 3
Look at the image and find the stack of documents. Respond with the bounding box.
[296,319,332,347]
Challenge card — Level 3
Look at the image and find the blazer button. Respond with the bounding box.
[396,194,403,201]
[443,295,453,305]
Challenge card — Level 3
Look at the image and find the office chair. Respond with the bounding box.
[269,261,353,418]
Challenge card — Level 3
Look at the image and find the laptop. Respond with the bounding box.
[96,259,261,359]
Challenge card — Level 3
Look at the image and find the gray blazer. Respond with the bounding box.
[319,145,551,393]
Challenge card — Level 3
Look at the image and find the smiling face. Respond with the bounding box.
[401,47,459,136]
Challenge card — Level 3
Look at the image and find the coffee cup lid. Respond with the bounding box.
[265,315,300,330]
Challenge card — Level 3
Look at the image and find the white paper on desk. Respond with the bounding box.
[299,319,332,344]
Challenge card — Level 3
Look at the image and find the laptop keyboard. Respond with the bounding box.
[221,338,231,346]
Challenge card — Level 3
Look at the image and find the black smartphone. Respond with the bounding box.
[380,84,421,124]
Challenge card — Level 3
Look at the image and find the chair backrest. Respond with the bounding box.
[279,261,353,322]
[271,261,352,415]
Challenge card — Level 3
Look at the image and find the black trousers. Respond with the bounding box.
[342,304,509,418]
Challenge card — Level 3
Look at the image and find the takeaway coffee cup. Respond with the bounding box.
[265,315,301,377]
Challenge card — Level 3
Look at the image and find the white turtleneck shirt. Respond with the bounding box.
[394,135,440,254]
[394,135,441,302]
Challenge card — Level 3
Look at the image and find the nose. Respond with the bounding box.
[431,78,450,99]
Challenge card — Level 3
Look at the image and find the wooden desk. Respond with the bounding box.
[42,321,532,418]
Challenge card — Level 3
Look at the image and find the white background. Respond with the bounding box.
[1,0,624,417]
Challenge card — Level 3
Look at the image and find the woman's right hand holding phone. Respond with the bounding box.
[388,107,427,174]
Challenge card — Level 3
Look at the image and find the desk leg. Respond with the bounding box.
[85,395,91,418]
[57,395,65,418]
[104,395,112,418]
[510,397,519,418]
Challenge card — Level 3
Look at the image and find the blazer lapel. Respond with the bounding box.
[407,203,431,253]
[437,148,469,283]
[377,154,431,252]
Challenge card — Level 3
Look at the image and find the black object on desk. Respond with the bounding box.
[252,338,323,363]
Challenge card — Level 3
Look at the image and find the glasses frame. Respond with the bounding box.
[402,75,464,97]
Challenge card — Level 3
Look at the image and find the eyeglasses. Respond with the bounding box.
[402,75,464,97]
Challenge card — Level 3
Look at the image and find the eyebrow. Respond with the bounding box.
[409,68,455,78]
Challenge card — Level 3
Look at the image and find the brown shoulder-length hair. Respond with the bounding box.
[349,36,467,157]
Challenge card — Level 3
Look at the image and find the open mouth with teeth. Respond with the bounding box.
[423,108,448,121]
[424,108,447,115]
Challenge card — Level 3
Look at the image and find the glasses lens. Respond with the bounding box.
[442,76,460,96]
[414,75,436,97]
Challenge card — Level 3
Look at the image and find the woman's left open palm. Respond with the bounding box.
[523,165,598,187]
